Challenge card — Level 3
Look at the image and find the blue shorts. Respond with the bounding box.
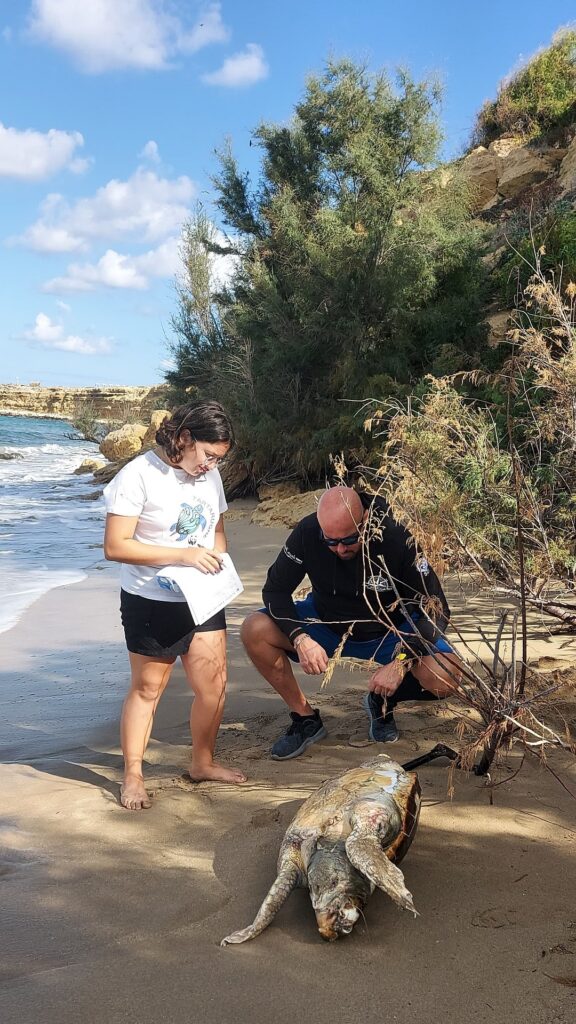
[262,593,454,665]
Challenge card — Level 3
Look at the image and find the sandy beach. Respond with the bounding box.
[1,504,575,1024]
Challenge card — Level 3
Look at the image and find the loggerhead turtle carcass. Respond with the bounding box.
[221,754,421,945]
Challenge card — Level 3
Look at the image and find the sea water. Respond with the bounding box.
[0,415,107,635]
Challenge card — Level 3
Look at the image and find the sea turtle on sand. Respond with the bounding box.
[221,754,421,945]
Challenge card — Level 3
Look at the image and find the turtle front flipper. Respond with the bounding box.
[220,859,300,946]
[345,799,418,917]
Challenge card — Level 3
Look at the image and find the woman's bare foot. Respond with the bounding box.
[120,773,152,810]
[188,761,247,784]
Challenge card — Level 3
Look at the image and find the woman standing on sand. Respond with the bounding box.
[103,400,246,810]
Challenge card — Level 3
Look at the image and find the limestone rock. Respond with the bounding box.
[559,135,576,193]
[99,423,147,461]
[460,147,498,211]
[486,309,512,347]
[257,482,301,502]
[219,459,252,500]
[73,458,106,475]
[251,489,325,529]
[93,458,130,484]
[497,148,556,199]
[141,409,170,450]
[488,137,523,161]
[77,490,103,501]
[0,384,169,420]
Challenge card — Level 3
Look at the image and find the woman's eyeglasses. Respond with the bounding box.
[202,453,227,467]
[321,530,361,547]
[193,440,227,467]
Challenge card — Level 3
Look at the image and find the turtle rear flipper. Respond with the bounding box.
[221,859,300,946]
[345,801,418,917]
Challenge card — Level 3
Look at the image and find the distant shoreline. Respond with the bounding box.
[0,408,72,421]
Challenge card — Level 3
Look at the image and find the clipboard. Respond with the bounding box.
[155,553,244,625]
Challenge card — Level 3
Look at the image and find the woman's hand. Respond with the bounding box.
[294,637,329,675]
[180,546,224,574]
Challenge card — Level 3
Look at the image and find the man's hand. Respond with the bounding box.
[294,636,329,675]
[181,546,224,574]
[369,662,406,698]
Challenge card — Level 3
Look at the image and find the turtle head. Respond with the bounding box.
[308,840,371,941]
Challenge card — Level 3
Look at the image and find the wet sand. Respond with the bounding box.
[0,504,575,1024]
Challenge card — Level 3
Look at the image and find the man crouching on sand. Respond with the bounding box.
[241,486,463,760]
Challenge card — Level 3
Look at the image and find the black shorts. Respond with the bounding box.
[120,589,226,658]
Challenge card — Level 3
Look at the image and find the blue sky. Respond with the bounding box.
[1,1,574,388]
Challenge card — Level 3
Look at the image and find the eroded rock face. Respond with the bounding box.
[559,135,576,193]
[257,482,301,502]
[0,385,168,420]
[459,147,499,211]
[497,147,557,199]
[93,459,129,485]
[99,423,148,461]
[219,459,252,501]
[461,136,573,212]
[141,409,170,450]
[486,309,512,347]
[73,458,106,475]
[251,489,326,529]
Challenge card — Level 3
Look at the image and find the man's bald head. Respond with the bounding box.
[317,488,364,559]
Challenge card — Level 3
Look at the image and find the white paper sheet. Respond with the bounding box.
[155,553,244,625]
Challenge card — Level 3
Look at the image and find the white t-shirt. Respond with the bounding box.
[103,450,228,602]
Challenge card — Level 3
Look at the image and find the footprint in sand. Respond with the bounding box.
[251,807,281,828]
[0,846,44,878]
[471,907,519,929]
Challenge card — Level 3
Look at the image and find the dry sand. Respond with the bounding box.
[1,503,575,1024]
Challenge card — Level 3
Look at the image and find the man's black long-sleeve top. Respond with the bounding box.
[262,494,450,646]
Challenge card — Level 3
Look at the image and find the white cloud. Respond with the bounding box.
[23,312,112,355]
[43,237,181,293]
[28,0,229,73]
[202,42,268,87]
[0,122,85,181]
[177,3,229,53]
[139,139,160,164]
[16,168,195,252]
[26,312,62,343]
[43,231,237,295]
[44,251,148,293]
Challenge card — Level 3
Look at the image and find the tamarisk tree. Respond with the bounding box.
[360,264,576,783]
[371,263,576,631]
[166,59,486,484]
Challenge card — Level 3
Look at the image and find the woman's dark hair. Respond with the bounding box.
[155,400,235,464]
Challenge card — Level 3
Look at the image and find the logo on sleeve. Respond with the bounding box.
[283,544,303,565]
[415,557,430,576]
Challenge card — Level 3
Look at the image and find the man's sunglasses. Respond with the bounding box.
[321,530,361,547]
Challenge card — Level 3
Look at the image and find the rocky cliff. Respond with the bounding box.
[459,133,576,211]
[0,384,170,421]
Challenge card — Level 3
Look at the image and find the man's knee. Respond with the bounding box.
[415,653,463,697]
[240,611,272,653]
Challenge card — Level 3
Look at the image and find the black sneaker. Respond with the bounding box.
[270,710,327,761]
[362,692,399,743]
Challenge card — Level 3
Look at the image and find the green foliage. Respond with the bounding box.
[375,270,576,623]
[70,402,109,443]
[472,28,576,147]
[496,208,576,305]
[167,60,487,484]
